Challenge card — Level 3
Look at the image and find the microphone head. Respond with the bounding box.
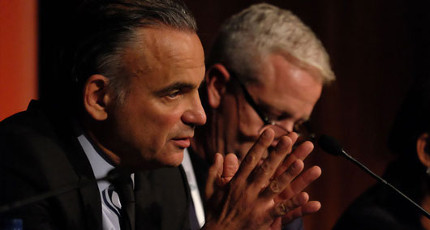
[318,134,344,156]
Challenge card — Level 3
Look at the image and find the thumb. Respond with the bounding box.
[220,153,239,185]
[205,153,224,200]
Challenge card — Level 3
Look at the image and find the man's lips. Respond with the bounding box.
[171,137,191,148]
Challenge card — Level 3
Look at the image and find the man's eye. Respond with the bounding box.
[265,113,277,121]
[265,111,283,121]
[167,91,180,99]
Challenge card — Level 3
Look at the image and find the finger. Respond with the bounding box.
[205,153,224,200]
[278,165,322,200]
[286,132,299,148]
[271,193,309,219]
[275,192,309,209]
[270,132,298,152]
[270,217,283,229]
[302,201,321,214]
[250,135,294,191]
[234,129,275,181]
[261,159,304,198]
[282,201,321,224]
[274,141,314,178]
[220,153,239,185]
[271,201,290,217]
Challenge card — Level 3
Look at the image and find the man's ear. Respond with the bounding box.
[83,74,111,121]
[205,64,231,109]
[417,133,430,168]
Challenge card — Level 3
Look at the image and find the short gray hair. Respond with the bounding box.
[207,3,335,84]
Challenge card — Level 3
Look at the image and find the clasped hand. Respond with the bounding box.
[203,129,321,230]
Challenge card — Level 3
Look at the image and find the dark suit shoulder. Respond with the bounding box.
[0,100,102,230]
[333,184,424,230]
[0,101,83,187]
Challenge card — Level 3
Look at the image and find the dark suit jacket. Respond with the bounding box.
[0,101,191,230]
[333,184,424,230]
[333,161,425,230]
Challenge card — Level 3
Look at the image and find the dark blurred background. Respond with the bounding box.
[2,0,430,229]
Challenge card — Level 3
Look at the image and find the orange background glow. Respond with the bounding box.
[0,0,38,121]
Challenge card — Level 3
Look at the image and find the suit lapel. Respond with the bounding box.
[55,117,103,230]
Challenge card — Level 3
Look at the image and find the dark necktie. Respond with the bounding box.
[112,173,135,230]
[189,197,200,230]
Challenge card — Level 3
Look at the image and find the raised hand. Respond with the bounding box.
[203,129,321,230]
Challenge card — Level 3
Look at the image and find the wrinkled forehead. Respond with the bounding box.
[247,53,323,115]
[252,53,320,87]
[122,26,204,76]
[262,52,324,81]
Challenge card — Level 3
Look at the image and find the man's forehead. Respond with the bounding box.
[118,27,205,95]
[246,55,323,119]
[255,54,322,90]
[134,27,202,61]
[122,26,205,78]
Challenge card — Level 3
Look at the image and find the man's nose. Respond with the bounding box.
[182,93,207,126]
[268,120,295,147]
[281,120,295,133]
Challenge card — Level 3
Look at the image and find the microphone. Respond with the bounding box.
[0,168,128,214]
[318,134,430,219]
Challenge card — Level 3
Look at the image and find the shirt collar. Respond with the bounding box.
[77,134,115,192]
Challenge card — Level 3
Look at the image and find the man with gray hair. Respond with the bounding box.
[181,3,335,229]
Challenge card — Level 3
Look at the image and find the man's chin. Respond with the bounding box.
[162,149,185,167]
[125,150,184,170]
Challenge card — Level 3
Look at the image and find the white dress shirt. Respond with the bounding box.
[181,148,205,227]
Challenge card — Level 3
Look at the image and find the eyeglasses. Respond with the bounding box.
[228,68,315,142]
